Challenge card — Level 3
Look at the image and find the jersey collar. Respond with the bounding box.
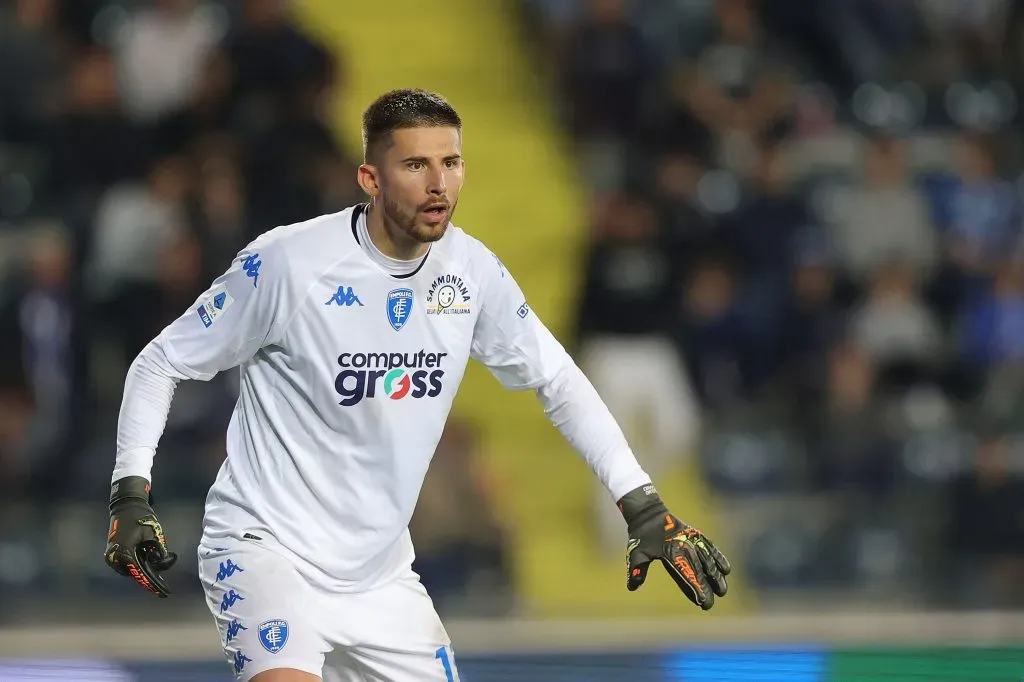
[350,203,430,280]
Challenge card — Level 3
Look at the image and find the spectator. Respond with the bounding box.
[945,432,1024,607]
[674,253,748,409]
[0,0,62,143]
[959,258,1024,368]
[113,0,224,123]
[43,45,149,209]
[666,0,793,154]
[0,225,77,496]
[191,149,251,279]
[827,134,937,281]
[808,341,897,496]
[87,154,191,365]
[561,0,655,141]
[224,0,336,130]
[945,134,1019,276]
[726,135,812,385]
[849,258,943,370]
[776,240,846,409]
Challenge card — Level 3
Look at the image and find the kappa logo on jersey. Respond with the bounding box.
[258,619,289,654]
[426,273,471,316]
[242,253,261,287]
[335,350,446,406]
[387,288,414,331]
[492,253,506,278]
[326,285,364,307]
[196,284,234,328]
[517,301,531,319]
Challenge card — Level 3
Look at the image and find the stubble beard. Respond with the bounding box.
[382,195,456,245]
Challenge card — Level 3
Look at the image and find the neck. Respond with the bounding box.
[366,201,429,261]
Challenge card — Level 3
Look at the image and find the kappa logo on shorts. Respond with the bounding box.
[258,619,289,654]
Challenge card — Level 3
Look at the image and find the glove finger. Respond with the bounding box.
[136,517,173,556]
[104,544,132,577]
[664,544,714,610]
[706,539,732,576]
[626,542,653,591]
[129,544,173,598]
[694,539,729,597]
[142,541,178,572]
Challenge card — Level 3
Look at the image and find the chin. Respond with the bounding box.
[411,222,448,243]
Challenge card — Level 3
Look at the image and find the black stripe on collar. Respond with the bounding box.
[351,203,430,280]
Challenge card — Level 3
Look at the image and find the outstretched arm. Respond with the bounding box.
[470,249,731,609]
[105,236,290,597]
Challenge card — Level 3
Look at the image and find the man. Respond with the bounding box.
[103,89,731,682]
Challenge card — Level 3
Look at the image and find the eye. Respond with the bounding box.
[445,159,460,169]
[408,161,424,171]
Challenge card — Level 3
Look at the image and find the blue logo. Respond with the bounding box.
[258,619,289,654]
[197,305,213,328]
[326,286,364,307]
[233,650,252,673]
[517,302,530,319]
[215,560,244,582]
[387,288,414,331]
[225,619,247,643]
[213,292,227,310]
[242,254,261,287]
[220,589,245,613]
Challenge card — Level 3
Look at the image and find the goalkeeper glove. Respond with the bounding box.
[104,476,177,598]
[618,483,731,610]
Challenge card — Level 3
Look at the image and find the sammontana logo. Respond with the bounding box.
[426,273,471,315]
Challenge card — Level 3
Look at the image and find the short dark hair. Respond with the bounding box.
[361,89,462,163]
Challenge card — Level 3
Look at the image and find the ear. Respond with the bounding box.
[357,164,381,198]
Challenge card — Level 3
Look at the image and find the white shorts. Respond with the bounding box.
[197,537,461,682]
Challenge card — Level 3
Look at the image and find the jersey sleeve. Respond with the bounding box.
[470,248,651,500]
[469,253,567,390]
[111,236,293,483]
[159,236,292,380]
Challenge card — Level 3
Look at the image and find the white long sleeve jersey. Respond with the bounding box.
[113,204,651,591]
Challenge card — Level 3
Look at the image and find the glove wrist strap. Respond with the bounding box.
[109,476,152,508]
[617,483,667,529]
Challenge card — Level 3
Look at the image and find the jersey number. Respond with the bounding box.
[435,645,455,682]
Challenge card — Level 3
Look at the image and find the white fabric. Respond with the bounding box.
[112,205,650,593]
[198,538,460,681]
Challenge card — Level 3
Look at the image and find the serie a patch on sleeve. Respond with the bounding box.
[196,283,235,328]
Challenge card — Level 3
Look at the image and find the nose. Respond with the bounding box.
[426,165,446,195]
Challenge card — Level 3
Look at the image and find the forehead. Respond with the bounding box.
[386,126,461,159]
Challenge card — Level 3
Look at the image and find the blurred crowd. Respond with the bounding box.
[0,0,364,503]
[523,0,1024,607]
[0,0,515,620]
[3,0,1024,618]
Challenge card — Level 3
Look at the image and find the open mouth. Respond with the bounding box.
[422,205,448,220]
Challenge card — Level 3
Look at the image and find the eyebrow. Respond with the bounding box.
[401,154,462,164]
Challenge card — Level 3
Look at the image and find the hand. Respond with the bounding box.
[618,484,731,610]
[104,476,177,598]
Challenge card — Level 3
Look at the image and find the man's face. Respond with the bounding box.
[372,126,464,244]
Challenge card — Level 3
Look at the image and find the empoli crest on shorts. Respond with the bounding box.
[387,288,414,331]
[258,619,289,654]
